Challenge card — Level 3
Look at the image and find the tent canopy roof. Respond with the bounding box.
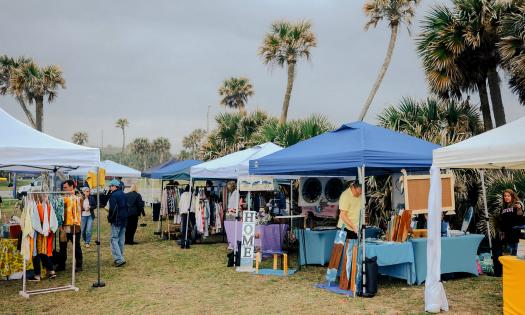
[68,160,141,178]
[142,159,179,178]
[191,142,282,179]
[433,116,525,169]
[150,159,202,180]
[0,107,100,170]
[249,122,439,176]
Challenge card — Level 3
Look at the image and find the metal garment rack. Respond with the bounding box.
[20,191,80,298]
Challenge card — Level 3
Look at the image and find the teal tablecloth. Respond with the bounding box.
[410,234,484,285]
[366,241,416,285]
[296,229,337,266]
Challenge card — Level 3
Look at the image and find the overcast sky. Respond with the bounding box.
[1,0,523,153]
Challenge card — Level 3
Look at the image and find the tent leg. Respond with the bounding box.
[480,170,493,256]
[359,166,366,296]
[93,166,105,288]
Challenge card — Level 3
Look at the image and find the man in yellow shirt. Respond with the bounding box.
[337,181,362,239]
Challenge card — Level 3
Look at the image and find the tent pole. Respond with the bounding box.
[360,165,366,296]
[93,166,105,287]
[480,170,493,255]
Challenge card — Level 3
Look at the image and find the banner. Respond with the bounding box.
[237,211,256,272]
[238,176,275,192]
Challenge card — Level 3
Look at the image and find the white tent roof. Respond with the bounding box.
[68,160,141,178]
[0,107,100,170]
[190,142,282,179]
[433,116,525,169]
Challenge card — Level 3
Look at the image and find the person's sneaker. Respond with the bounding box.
[115,261,126,267]
[85,243,90,248]
[28,275,41,282]
[48,271,57,279]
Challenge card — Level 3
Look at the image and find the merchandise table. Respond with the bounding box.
[0,238,25,278]
[296,229,338,266]
[296,229,415,284]
[366,241,416,285]
[224,221,288,253]
[499,256,525,315]
[410,234,484,285]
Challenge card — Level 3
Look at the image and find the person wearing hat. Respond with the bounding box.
[108,179,129,267]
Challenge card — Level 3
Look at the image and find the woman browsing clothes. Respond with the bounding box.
[499,189,525,256]
[81,187,96,248]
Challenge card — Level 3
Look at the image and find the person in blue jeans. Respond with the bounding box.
[108,179,129,267]
[80,187,96,248]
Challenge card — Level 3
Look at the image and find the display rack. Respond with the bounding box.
[19,191,80,298]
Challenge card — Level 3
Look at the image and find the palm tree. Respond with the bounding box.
[0,56,36,128]
[131,137,150,171]
[259,20,317,125]
[377,96,483,146]
[152,137,171,164]
[499,4,525,105]
[218,77,254,114]
[6,59,65,131]
[359,0,421,121]
[182,129,207,159]
[417,5,495,131]
[72,132,88,145]
[115,118,129,154]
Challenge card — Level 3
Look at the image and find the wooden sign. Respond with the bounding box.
[237,211,256,272]
[403,174,455,215]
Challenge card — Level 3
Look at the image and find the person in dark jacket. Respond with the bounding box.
[108,179,129,267]
[499,189,524,255]
[125,183,145,245]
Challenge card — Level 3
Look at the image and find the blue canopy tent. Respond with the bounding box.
[142,159,179,178]
[249,121,439,295]
[249,122,439,176]
[150,159,202,180]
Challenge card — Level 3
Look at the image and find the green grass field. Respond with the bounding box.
[0,205,502,314]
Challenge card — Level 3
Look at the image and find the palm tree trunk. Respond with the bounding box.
[16,96,36,128]
[359,23,399,121]
[477,80,493,131]
[487,66,506,127]
[280,62,296,125]
[121,128,125,154]
[35,97,44,131]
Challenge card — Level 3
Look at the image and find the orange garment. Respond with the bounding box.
[46,232,53,257]
[64,196,81,226]
[500,256,525,315]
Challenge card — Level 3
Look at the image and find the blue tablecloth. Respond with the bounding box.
[366,241,416,285]
[296,229,416,284]
[410,234,484,285]
[296,229,337,266]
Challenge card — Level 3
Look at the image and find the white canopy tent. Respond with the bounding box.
[190,142,283,179]
[426,116,525,312]
[68,160,141,178]
[0,107,100,170]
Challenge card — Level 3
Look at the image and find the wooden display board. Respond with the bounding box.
[403,174,455,215]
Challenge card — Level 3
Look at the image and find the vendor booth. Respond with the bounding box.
[0,107,101,298]
[184,143,287,257]
[251,122,442,294]
[427,116,525,313]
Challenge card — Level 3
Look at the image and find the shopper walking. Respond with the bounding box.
[80,187,96,248]
[125,184,145,245]
[108,179,129,267]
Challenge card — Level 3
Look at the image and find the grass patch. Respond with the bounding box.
[0,205,502,314]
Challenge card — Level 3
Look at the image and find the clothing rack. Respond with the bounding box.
[20,191,80,299]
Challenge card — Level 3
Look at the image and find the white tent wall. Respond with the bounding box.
[427,116,525,312]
